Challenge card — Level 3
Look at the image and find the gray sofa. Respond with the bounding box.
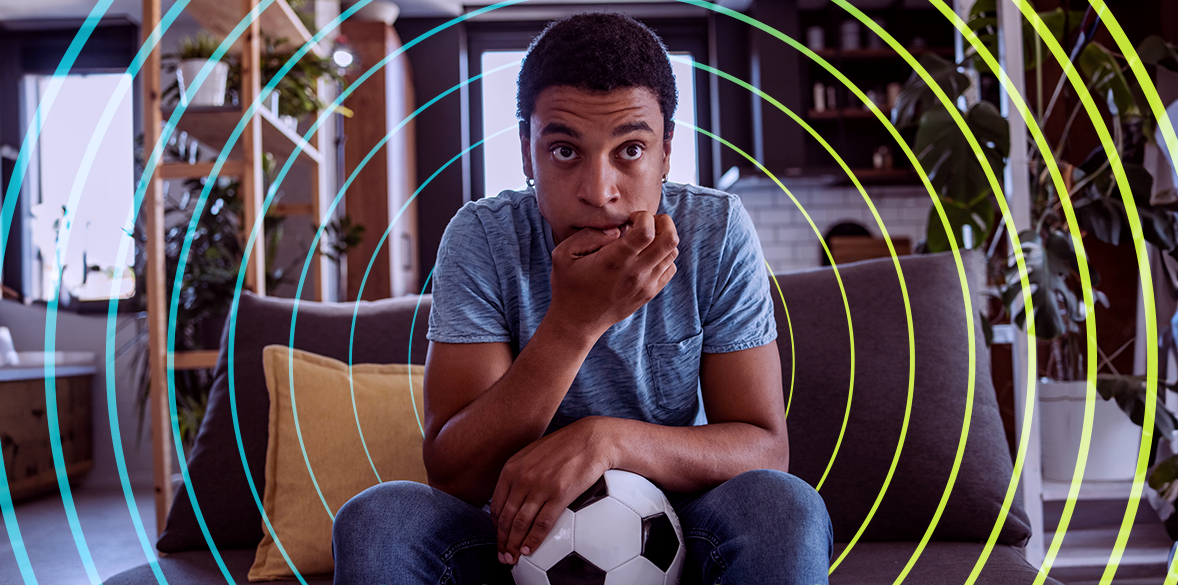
[107,250,1059,584]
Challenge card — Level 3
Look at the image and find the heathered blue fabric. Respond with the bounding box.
[427,182,777,433]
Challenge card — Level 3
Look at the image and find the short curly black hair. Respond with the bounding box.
[517,12,678,139]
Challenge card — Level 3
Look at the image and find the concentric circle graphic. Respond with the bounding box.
[2,0,1175,583]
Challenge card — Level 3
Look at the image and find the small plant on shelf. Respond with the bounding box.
[225,35,354,121]
[163,31,233,108]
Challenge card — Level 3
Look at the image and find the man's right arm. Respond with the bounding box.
[422,315,597,506]
[422,211,678,508]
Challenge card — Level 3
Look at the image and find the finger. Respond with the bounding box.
[555,226,623,258]
[496,494,523,560]
[653,212,675,237]
[489,471,509,524]
[652,245,678,280]
[635,214,679,270]
[490,474,521,556]
[656,256,677,289]
[504,497,544,564]
[609,211,656,256]
[518,500,567,560]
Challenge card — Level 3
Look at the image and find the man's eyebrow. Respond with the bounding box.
[612,121,654,137]
[540,123,581,139]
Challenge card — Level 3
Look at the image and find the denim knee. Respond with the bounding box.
[333,481,432,555]
[724,470,833,553]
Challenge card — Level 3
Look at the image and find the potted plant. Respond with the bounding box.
[225,34,353,130]
[893,1,1178,485]
[167,31,231,108]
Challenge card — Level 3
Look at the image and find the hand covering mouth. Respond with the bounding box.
[577,222,631,237]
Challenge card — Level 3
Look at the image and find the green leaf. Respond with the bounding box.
[1078,43,1138,117]
[1148,455,1178,490]
[965,5,1083,74]
[1140,205,1178,252]
[1096,374,1178,441]
[1026,9,1086,70]
[1078,149,1155,206]
[925,196,995,253]
[1001,229,1088,339]
[891,53,971,128]
[1136,35,1178,72]
[1072,152,1178,253]
[913,101,1009,205]
[1074,194,1127,245]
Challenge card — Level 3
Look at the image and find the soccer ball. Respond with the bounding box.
[511,469,685,585]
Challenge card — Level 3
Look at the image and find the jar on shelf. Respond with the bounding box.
[840,20,860,51]
[806,26,825,52]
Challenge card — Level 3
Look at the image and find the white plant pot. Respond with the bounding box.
[343,0,399,24]
[177,59,228,107]
[1039,379,1143,482]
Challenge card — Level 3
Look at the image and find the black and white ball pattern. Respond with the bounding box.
[511,469,685,585]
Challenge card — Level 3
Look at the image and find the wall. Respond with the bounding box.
[0,300,155,490]
[731,178,931,274]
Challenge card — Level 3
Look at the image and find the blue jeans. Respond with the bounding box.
[332,469,833,585]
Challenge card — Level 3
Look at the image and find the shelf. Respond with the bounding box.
[185,0,324,57]
[1042,479,1147,502]
[808,108,882,120]
[1043,524,1171,569]
[273,202,314,216]
[164,105,322,164]
[160,160,245,179]
[839,168,917,185]
[813,47,954,60]
[170,350,219,371]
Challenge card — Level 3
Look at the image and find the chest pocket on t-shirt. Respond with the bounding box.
[646,332,704,416]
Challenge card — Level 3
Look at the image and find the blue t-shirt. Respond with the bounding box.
[427,182,777,433]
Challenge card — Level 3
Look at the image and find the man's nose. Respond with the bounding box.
[577,156,621,207]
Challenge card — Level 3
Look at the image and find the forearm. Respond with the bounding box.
[601,416,790,494]
[424,316,599,505]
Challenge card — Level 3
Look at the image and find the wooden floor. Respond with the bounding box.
[0,485,157,584]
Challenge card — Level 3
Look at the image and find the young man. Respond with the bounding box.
[333,12,832,585]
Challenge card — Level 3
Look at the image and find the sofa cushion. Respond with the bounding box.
[249,346,428,581]
[156,292,432,552]
[774,250,1032,545]
[829,542,1061,584]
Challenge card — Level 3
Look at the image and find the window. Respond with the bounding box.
[21,73,136,302]
[0,19,139,305]
[479,51,699,199]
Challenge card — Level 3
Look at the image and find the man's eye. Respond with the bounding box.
[619,144,644,161]
[552,146,577,161]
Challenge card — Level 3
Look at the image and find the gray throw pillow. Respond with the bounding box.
[156,292,432,552]
[774,250,1031,545]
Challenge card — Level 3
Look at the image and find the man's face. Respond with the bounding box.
[521,86,672,246]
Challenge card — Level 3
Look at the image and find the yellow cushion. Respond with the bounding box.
[249,345,427,581]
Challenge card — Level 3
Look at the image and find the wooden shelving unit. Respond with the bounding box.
[808,108,877,120]
[163,106,323,163]
[796,5,955,178]
[813,47,954,60]
[141,0,332,533]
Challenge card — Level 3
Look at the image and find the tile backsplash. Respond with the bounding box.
[728,177,935,273]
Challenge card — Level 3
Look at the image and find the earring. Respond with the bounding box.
[661,175,668,184]
[526,177,535,187]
